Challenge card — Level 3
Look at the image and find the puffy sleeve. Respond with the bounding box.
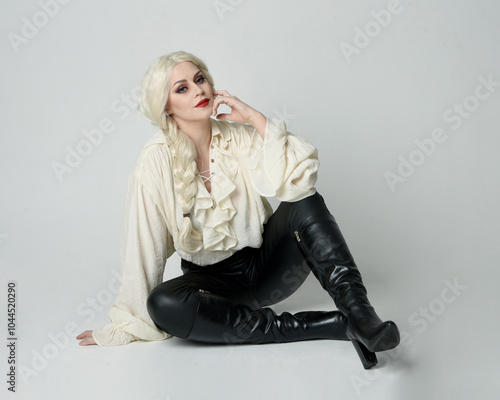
[92,168,175,346]
[231,118,319,201]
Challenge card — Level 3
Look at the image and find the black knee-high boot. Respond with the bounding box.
[186,291,349,345]
[293,212,400,363]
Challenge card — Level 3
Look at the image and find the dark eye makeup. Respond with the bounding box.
[175,75,206,94]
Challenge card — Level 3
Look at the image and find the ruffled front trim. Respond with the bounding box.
[192,120,238,252]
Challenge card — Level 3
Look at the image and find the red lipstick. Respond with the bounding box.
[195,98,210,108]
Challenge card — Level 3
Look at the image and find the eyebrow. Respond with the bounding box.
[172,70,203,88]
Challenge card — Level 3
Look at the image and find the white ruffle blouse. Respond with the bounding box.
[92,118,320,346]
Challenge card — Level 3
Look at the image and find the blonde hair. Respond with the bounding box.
[139,51,215,253]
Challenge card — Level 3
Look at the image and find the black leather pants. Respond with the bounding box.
[147,192,349,344]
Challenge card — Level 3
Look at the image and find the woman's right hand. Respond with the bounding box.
[76,330,97,346]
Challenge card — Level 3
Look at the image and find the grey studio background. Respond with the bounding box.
[1,0,499,399]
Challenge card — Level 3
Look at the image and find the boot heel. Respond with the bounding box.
[351,339,378,370]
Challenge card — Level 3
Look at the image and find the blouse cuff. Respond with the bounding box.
[92,307,171,346]
[248,118,287,196]
[92,323,138,347]
[248,118,319,200]
[262,118,287,149]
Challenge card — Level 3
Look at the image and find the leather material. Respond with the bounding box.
[187,292,349,344]
[147,191,396,365]
[294,196,400,352]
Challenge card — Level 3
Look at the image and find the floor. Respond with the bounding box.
[7,263,499,400]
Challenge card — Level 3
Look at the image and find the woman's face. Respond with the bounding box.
[165,61,214,124]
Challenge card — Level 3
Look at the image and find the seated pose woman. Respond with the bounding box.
[76,51,399,369]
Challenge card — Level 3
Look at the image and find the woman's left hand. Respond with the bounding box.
[212,90,267,136]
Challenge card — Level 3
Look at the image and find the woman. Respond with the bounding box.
[76,51,399,369]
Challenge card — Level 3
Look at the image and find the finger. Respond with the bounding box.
[76,330,92,339]
[212,96,233,116]
[78,336,97,346]
[212,101,221,116]
[214,90,231,97]
[214,96,237,109]
[215,113,232,120]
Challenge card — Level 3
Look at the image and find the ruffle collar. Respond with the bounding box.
[192,119,238,252]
